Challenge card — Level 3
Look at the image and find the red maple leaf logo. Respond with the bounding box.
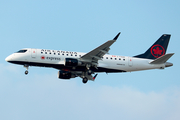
[151,44,165,58]
[153,47,162,55]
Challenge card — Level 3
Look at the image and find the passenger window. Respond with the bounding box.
[71,54,73,56]
[67,54,68,56]
[54,53,56,55]
[62,54,64,55]
[49,53,51,54]
[75,55,77,56]
[123,59,125,61]
[41,52,43,54]
[58,53,60,55]
[110,58,112,60]
[115,58,117,60]
[106,57,108,59]
[119,58,121,60]
[45,52,47,54]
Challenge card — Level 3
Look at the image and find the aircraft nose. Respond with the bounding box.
[5,54,13,62]
[5,56,11,62]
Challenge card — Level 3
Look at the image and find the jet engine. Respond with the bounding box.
[57,71,75,79]
[65,58,82,67]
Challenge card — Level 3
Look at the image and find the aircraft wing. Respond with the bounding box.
[81,32,120,64]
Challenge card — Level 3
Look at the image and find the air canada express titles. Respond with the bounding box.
[46,57,61,61]
[41,49,77,55]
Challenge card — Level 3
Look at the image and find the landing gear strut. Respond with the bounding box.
[24,64,29,75]
[87,69,92,75]
[86,64,91,70]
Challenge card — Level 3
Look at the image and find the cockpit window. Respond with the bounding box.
[16,50,27,53]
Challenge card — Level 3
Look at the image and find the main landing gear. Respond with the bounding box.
[82,64,94,84]
[82,77,88,84]
[24,64,29,75]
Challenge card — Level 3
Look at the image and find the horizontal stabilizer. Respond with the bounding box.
[150,53,174,64]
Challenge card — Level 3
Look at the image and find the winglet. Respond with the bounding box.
[113,32,121,40]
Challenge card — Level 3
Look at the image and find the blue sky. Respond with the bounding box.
[0,0,180,120]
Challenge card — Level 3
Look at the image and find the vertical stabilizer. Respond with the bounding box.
[134,34,171,59]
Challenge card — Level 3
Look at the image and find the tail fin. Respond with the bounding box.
[134,34,171,59]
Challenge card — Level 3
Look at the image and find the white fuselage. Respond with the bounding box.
[5,48,165,73]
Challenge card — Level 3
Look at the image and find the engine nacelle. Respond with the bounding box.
[65,58,82,67]
[57,71,75,79]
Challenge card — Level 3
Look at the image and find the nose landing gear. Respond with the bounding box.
[24,64,29,75]
[25,70,28,75]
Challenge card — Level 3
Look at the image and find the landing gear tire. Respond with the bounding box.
[25,70,28,75]
[82,77,88,84]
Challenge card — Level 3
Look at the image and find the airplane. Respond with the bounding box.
[5,33,174,83]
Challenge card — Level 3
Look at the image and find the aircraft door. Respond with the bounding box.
[31,49,37,58]
[128,57,133,67]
